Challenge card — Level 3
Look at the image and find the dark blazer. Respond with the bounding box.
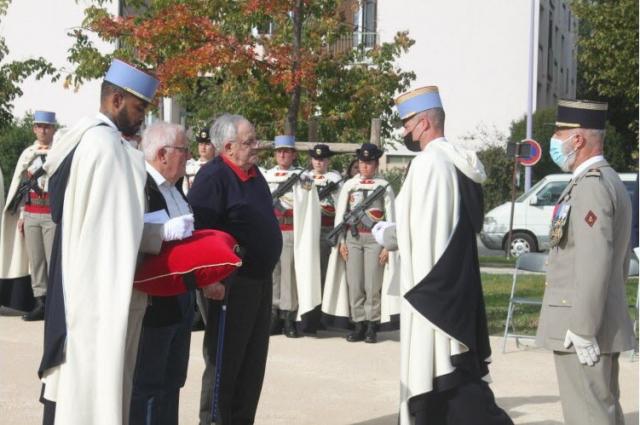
[142,173,193,327]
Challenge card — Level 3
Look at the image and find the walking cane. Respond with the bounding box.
[211,283,229,424]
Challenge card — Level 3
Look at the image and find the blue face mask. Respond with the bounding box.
[549,134,576,170]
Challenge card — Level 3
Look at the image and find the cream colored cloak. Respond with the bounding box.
[396,138,487,425]
[0,142,50,279]
[40,116,147,425]
[265,167,322,323]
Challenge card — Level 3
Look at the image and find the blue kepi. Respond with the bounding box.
[34,111,56,125]
[104,59,160,103]
[274,135,296,150]
[394,86,443,121]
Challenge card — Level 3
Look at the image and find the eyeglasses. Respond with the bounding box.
[164,145,190,154]
[239,139,259,148]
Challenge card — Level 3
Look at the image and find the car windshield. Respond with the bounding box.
[516,178,559,202]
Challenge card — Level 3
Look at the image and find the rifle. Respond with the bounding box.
[7,166,47,215]
[326,184,389,247]
[317,177,343,201]
[271,170,305,212]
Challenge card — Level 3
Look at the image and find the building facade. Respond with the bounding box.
[372,0,577,148]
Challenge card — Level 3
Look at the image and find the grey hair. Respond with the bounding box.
[141,120,186,161]
[584,128,606,144]
[209,114,251,153]
[426,107,446,131]
[414,107,446,131]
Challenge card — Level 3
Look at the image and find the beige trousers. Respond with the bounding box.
[272,230,298,312]
[345,232,383,323]
[554,351,625,425]
[23,211,55,297]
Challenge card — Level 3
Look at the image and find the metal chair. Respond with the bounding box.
[502,252,548,353]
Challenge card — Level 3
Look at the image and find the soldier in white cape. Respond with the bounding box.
[0,111,58,315]
[265,135,322,336]
[38,59,162,425]
[383,86,512,425]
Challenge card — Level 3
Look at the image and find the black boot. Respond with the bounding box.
[270,309,284,335]
[346,322,366,342]
[284,311,300,338]
[23,296,45,321]
[364,321,378,343]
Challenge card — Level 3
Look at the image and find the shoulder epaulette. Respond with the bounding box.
[585,168,601,178]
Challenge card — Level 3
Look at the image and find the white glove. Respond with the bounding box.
[162,214,194,241]
[564,329,600,366]
[372,221,395,246]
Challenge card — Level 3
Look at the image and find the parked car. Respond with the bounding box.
[481,172,637,257]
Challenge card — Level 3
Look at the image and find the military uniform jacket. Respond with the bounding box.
[536,160,635,353]
[264,165,322,323]
[303,169,342,226]
[182,158,208,195]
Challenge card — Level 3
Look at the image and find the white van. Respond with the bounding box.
[481,173,637,256]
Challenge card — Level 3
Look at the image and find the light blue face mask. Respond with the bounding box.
[549,134,576,170]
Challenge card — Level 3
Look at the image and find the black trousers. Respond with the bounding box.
[412,379,513,425]
[130,293,195,425]
[201,274,272,425]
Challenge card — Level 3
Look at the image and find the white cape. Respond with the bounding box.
[0,142,45,279]
[397,138,486,425]
[322,176,400,325]
[0,165,4,217]
[40,116,146,425]
[266,167,322,322]
[292,183,322,321]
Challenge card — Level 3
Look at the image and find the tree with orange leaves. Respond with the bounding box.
[66,0,415,143]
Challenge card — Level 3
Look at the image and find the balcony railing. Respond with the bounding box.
[329,31,379,56]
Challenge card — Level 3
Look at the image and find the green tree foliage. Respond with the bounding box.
[509,107,630,176]
[65,0,415,143]
[0,1,58,130]
[0,115,34,188]
[477,146,516,213]
[572,0,638,162]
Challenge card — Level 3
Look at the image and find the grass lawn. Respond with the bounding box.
[482,273,638,336]
[479,256,516,268]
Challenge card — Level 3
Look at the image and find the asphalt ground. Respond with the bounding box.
[1,309,637,425]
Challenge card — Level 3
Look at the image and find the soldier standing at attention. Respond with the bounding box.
[304,144,342,288]
[183,127,216,195]
[264,135,321,337]
[536,99,635,425]
[0,110,57,320]
[323,144,398,344]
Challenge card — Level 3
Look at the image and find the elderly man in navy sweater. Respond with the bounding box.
[188,114,282,425]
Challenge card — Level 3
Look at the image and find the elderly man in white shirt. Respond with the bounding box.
[130,121,197,425]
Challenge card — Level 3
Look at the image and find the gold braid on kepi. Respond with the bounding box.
[555,99,607,130]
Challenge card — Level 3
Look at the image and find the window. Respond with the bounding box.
[547,11,554,81]
[256,20,276,35]
[360,0,377,48]
[623,181,636,200]
[535,181,568,206]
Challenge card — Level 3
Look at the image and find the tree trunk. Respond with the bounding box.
[285,0,304,137]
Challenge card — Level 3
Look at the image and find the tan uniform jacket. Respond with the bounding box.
[536,160,635,353]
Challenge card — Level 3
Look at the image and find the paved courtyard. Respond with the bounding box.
[1,311,637,425]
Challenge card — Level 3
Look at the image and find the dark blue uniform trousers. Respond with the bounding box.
[130,293,195,425]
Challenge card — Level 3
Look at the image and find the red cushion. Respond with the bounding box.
[134,229,242,296]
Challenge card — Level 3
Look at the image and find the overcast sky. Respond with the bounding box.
[2,0,117,128]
